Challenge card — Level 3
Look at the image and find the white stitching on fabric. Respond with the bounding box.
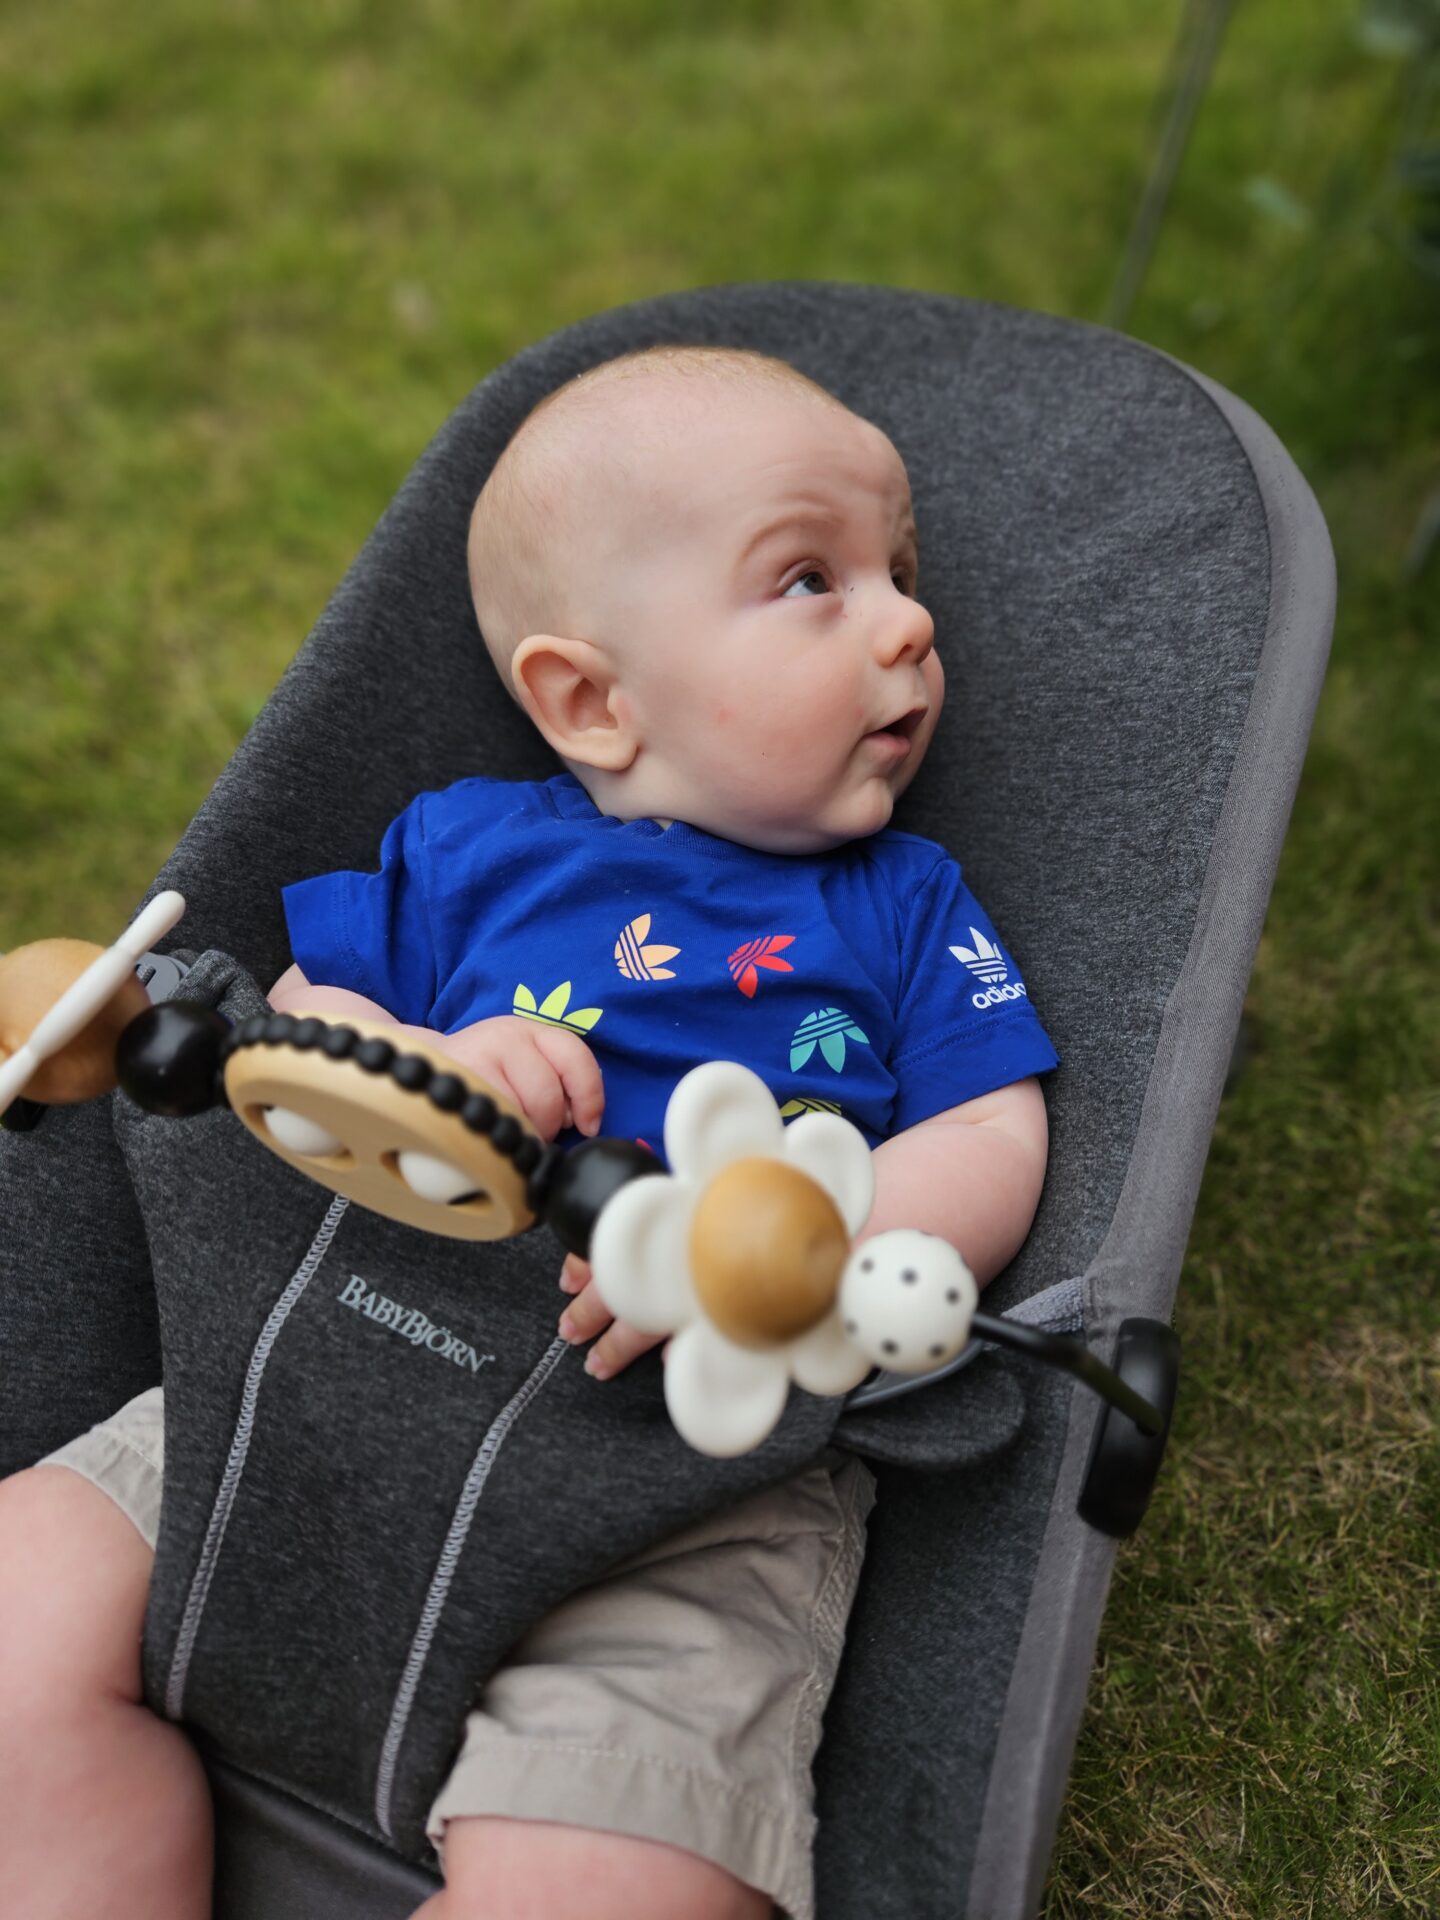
[783,1460,870,1828]
[163,1195,350,1721]
[374,1335,572,1841]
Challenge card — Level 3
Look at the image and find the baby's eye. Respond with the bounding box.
[782,569,830,599]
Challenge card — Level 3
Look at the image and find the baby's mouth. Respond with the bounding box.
[866,705,927,743]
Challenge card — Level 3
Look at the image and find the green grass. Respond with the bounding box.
[2,1,1437,1912]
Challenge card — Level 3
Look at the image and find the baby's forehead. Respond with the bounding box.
[585,376,908,506]
[538,364,880,464]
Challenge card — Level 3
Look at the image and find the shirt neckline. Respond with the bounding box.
[545,773,756,862]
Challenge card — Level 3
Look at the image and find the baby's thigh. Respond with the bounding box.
[0,1457,155,1718]
[442,1817,771,1920]
[430,1447,877,1920]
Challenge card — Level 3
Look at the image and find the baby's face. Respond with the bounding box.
[575,384,944,854]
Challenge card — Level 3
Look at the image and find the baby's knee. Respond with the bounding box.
[439,1815,773,1920]
[0,1465,155,1722]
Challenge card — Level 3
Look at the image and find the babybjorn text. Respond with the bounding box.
[336,1274,496,1376]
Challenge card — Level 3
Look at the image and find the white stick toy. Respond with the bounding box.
[0,891,186,1119]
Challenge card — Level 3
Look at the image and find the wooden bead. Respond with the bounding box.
[689,1156,849,1350]
[0,939,151,1103]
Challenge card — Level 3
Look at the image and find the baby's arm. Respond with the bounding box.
[267,964,605,1142]
[560,1075,1049,1378]
[852,1075,1048,1283]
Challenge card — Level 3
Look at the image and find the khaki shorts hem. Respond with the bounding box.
[37,1385,165,1552]
[425,1734,817,1920]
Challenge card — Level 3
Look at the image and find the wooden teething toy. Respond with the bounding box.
[0,941,151,1103]
[0,893,186,1116]
[223,1013,539,1240]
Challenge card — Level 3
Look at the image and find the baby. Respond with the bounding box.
[0,347,1058,1920]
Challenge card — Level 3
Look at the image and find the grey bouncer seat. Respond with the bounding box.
[0,283,1334,1918]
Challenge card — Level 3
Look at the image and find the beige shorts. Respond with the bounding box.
[40,1387,876,1920]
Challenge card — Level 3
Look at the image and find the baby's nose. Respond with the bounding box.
[880,591,935,663]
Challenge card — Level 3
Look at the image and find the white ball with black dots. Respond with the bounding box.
[839,1228,978,1373]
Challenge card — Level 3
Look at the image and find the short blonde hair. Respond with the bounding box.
[468,346,844,708]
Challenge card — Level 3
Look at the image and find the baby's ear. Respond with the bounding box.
[510,635,637,772]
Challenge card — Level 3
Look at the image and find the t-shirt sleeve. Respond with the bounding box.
[887,854,1060,1132]
[281,793,439,1026]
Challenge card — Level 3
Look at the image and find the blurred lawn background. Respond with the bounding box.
[2,0,1436,1913]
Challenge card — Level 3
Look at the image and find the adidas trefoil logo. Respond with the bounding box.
[790,1007,870,1073]
[512,981,603,1034]
[728,933,795,999]
[615,913,681,982]
[950,927,1009,984]
[949,928,1029,1012]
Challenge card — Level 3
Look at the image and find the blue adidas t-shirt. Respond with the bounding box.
[282,773,1059,1168]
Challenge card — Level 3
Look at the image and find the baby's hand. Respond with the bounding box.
[420,1015,604,1145]
[557,1253,668,1380]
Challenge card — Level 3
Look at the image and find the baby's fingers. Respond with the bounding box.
[558,1274,613,1346]
[556,1275,665,1379]
[585,1320,667,1381]
[529,1027,605,1139]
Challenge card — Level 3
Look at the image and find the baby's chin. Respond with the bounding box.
[708,788,902,855]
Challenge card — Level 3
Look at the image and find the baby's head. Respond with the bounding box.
[468,346,943,855]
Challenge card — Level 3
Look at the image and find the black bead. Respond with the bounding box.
[290,1018,326,1050]
[491,1114,521,1155]
[322,1025,356,1059]
[524,1142,563,1217]
[513,1135,540,1176]
[392,1053,431,1091]
[428,1072,466,1113]
[462,1092,497,1133]
[354,1036,396,1073]
[239,1014,269,1046]
[116,1002,231,1119]
[264,1014,297,1045]
[542,1137,665,1258]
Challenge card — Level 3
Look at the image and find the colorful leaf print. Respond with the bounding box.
[727,933,795,999]
[614,913,681,982]
[789,1007,870,1073]
[779,1096,842,1120]
[512,980,604,1034]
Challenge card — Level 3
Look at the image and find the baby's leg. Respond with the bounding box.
[411,1821,769,1920]
[0,1431,213,1918]
[418,1447,877,1920]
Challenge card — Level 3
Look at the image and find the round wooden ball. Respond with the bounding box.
[688,1156,850,1350]
[0,938,151,1103]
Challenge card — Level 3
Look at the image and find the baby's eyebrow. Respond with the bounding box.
[737,509,845,570]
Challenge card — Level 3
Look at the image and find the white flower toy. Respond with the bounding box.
[589,1062,978,1456]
